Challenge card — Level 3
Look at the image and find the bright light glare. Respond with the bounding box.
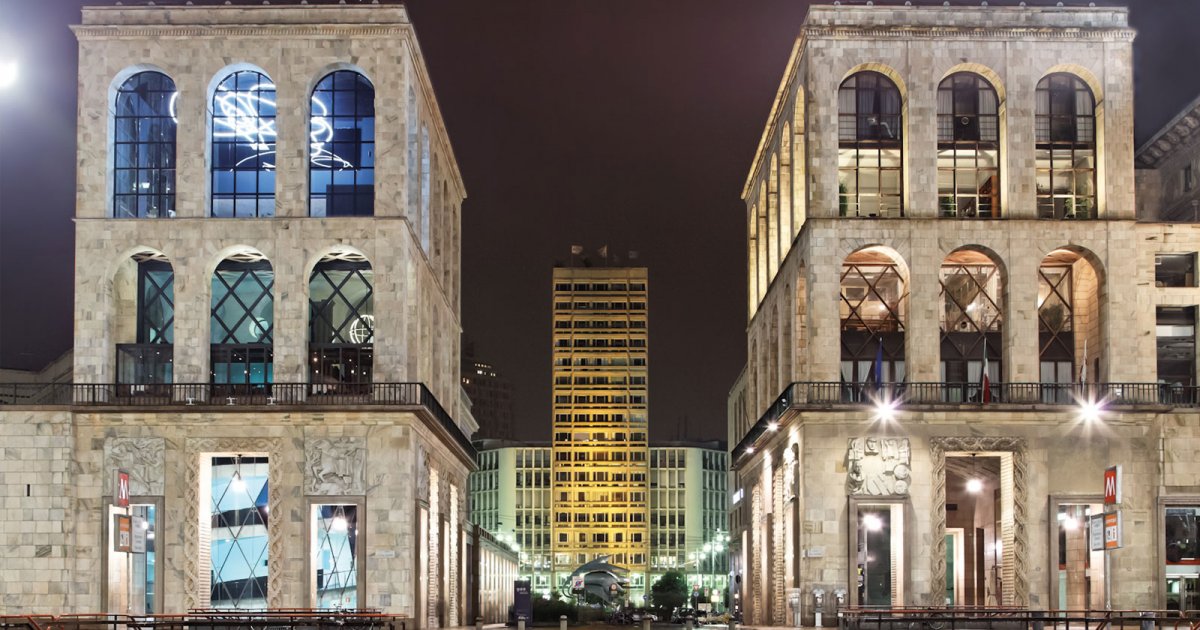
[966,478,984,494]
[330,516,349,532]
[1063,516,1079,531]
[0,61,17,89]
[229,473,246,492]
[862,513,883,532]
[1079,399,1103,423]
[874,398,898,423]
[767,421,779,432]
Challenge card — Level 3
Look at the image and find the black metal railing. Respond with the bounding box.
[732,381,1200,464]
[0,382,474,457]
[839,607,1200,630]
[0,611,405,630]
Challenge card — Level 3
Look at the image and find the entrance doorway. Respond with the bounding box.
[1053,502,1104,610]
[945,454,1002,606]
[849,501,906,607]
[1165,506,1200,611]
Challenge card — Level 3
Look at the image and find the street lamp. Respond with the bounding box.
[0,60,16,90]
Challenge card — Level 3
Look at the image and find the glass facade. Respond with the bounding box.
[209,456,269,609]
[114,71,177,219]
[211,260,274,391]
[310,71,375,217]
[212,70,276,218]
[838,72,903,218]
[1036,73,1096,219]
[309,260,374,389]
[937,73,1000,219]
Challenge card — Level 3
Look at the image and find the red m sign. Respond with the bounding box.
[1103,465,1122,505]
[115,469,130,508]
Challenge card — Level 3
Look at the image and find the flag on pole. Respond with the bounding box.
[872,339,884,394]
[981,340,992,403]
[1079,339,1088,385]
[598,245,609,259]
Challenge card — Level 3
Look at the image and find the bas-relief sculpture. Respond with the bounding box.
[105,437,165,496]
[846,437,911,496]
[305,437,367,495]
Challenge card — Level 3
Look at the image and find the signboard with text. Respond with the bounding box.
[114,514,132,553]
[131,515,147,554]
[513,580,532,622]
[1089,514,1104,552]
[1104,465,1122,505]
[1104,511,1122,550]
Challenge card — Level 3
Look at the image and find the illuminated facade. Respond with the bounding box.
[471,440,728,604]
[730,3,1200,625]
[550,267,651,595]
[0,4,479,623]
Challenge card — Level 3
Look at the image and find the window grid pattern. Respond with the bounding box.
[939,259,1004,388]
[838,72,903,218]
[139,261,175,344]
[313,504,358,608]
[310,71,375,217]
[114,71,177,219]
[210,261,274,388]
[309,261,374,386]
[212,70,276,218]
[840,261,907,385]
[1036,73,1097,219]
[937,73,1000,219]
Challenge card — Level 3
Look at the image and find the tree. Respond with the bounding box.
[650,570,689,613]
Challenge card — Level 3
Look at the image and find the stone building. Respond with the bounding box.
[728,3,1200,624]
[470,440,729,606]
[0,4,477,622]
[1136,93,1200,222]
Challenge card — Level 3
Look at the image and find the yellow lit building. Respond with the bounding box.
[550,266,651,598]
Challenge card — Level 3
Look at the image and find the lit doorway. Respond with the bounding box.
[849,500,906,607]
[945,454,1002,606]
[1164,505,1200,611]
[1049,500,1104,610]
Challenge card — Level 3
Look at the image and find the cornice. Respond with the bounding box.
[802,25,1135,42]
[71,24,410,39]
[1137,95,1200,169]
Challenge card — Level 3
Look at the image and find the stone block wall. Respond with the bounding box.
[0,411,74,613]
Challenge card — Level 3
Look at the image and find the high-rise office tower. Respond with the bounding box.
[549,266,651,598]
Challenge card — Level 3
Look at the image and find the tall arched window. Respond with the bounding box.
[937,73,1000,219]
[210,256,274,394]
[310,70,375,217]
[838,71,903,218]
[840,247,908,400]
[114,71,177,218]
[211,70,276,218]
[1036,73,1096,219]
[116,252,175,387]
[309,253,374,392]
[940,250,1003,401]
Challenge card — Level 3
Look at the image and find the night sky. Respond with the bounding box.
[0,0,1197,442]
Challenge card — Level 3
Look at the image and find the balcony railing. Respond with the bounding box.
[732,381,1200,465]
[0,382,474,457]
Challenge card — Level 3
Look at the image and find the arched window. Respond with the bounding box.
[210,255,274,393]
[309,253,374,392]
[939,250,1003,401]
[115,252,174,386]
[420,124,431,250]
[937,73,1000,218]
[211,70,276,218]
[1036,73,1096,219]
[838,71,903,218]
[1038,249,1103,402]
[840,247,908,400]
[114,71,177,218]
[310,70,375,217]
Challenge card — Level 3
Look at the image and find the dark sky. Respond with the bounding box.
[1,1,1198,443]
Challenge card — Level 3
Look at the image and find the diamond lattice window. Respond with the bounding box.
[840,257,907,385]
[211,260,274,388]
[940,254,1003,387]
[209,456,269,609]
[312,504,358,608]
[309,258,373,386]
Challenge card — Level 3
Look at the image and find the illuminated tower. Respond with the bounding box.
[550,266,651,600]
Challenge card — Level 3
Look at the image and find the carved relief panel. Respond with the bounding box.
[846,437,911,496]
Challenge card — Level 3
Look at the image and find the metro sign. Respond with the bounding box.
[1103,465,1122,505]
[115,469,131,508]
